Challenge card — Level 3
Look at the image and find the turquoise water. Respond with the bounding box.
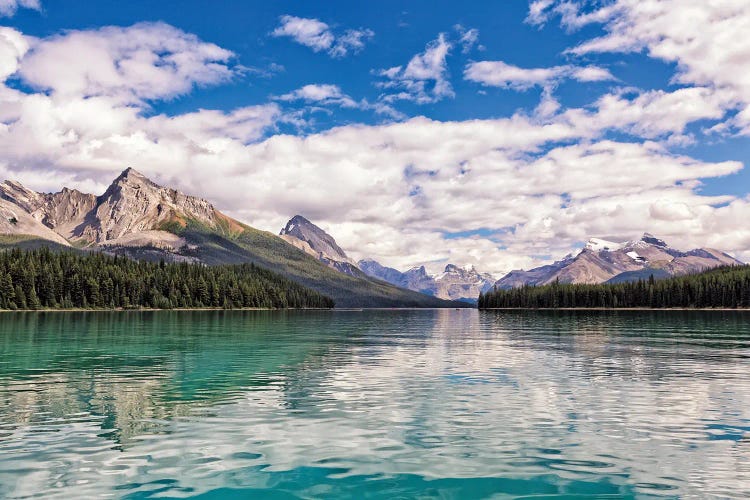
[1,310,749,499]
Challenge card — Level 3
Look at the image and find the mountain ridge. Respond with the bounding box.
[495,233,743,289]
[278,215,497,303]
[358,259,496,303]
[279,215,360,276]
[0,169,465,308]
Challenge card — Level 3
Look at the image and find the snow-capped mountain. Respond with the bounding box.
[359,260,496,303]
[494,233,743,289]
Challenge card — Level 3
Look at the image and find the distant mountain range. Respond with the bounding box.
[276,215,496,303]
[0,169,464,308]
[358,260,496,304]
[495,233,742,289]
[0,169,743,306]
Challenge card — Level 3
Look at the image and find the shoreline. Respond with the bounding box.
[0,307,469,312]
[0,307,334,313]
[480,307,750,311]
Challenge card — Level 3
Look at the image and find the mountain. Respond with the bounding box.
[358,259,406,286]
[0,168,234,248]
[0,169,465,308]
[495,233,743,289]
[278,215,495,303]
[358,259,495,303]
[481,264,750,309]
[435,264,497,302]
[279,215,360,275]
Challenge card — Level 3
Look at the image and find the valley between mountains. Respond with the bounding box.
[0,168,743,307]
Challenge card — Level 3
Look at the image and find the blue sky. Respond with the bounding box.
[1,0,749,274]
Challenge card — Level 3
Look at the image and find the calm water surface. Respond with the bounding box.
[0,310,749,499]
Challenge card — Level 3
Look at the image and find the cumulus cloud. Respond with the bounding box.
[19,22,236,104]
[376,33,454,104]
[649,200,695,221]
[545,86,734,144]
[271,15,373,58]
[465,60,614,90]
[534,0,750,134]
[0,0,39,17]
[0,19,748,275]
[0,26,29,80]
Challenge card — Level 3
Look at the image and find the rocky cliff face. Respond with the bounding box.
[358,260,496,303]
[0,168,238,249]
[0,170,468,308]
[0,179,98,238]
[435,264,496,302]
[279,215,360,275]
[358,259,405,286]
[495,233,744,289]
[75,168,220,243]
[403,266,438,295]
[0,198,71,246]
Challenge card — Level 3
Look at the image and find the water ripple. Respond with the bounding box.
[0,310,749,498]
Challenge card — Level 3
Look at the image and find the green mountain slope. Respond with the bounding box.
[0,168,469,308]
[0,227,467,308]
[170,224,468,308]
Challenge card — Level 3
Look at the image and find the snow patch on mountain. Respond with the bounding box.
[359,260,497,303]
[586,238,625,252]
[495,232,743,289]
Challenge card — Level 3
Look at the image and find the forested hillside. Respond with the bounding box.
[0,248,334,310]
[479,265,750,309]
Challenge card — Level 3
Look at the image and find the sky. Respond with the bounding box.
[1,0,749,276]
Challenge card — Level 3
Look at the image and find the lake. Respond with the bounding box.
[1,310,749,498]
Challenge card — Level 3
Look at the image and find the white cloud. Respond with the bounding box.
[275,83,357,108]
[0,0,39,17]
[536,0,750,135]
[271,15,373,58]
[0,26,29,80]
[649,200,695,221]
[19,22,236,104]
[454,25,481,54]
[464,60,614,90]
[273,83,405,120]
[0,21,748,276]
[331,28,375,57]
[526,0,555,25]
[377,33,454,104]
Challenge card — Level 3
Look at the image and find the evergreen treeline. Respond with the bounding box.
[0,248,334,310]
[479,265,750,309]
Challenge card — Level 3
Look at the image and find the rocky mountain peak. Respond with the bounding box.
[640,232,668,247]
[283,214,312,230]
[496,231,743,289]
[103,167,161,196]
[115,167,149,182]
[0,179,44,213]
[358,260,496,303]
[280,215,353,264]
[278,215,360,275]
[405,265,428,277]
[65,168,218,243]
[443,264,482,276]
